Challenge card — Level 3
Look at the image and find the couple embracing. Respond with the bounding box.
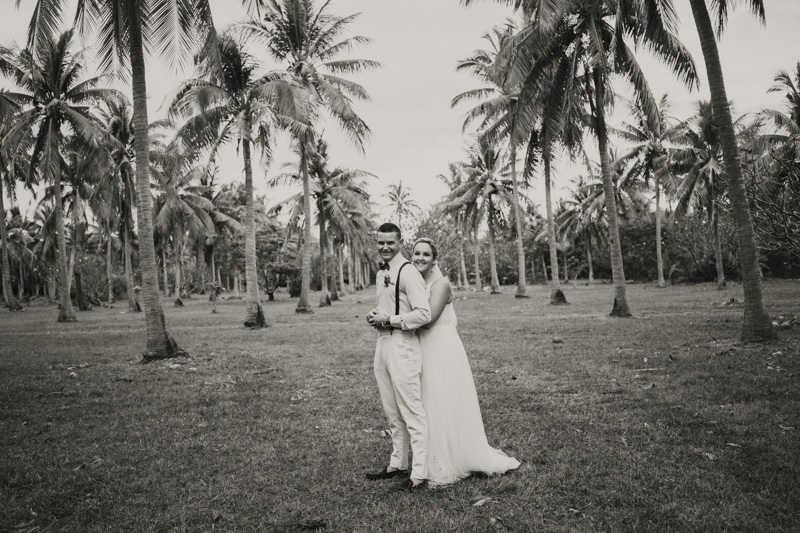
[365,222,520,492]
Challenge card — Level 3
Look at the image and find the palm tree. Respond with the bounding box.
[243,0,379,314]
[95,94,139,311]
[19,0,234,358]
[436,162,471,289]
[556,175,608,283]
[0,91,27,311]
[452,23,529,297]
[614,94,683,288]
[168,33,311,327]
[0,30,111,322]
[671,100,742,290]
[754,62,800,162]
[382,181,421,234]
[448,139,516,294]
[269,137,373,307]
[687,0,775,342]
[480,0,698,316]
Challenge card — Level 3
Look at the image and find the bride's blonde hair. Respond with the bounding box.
[413,238,438,261]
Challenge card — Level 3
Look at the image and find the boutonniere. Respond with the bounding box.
[383,271,394,287]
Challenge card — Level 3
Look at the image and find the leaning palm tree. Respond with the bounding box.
[479,0,698,316]
[0,30,111,322]
[687,0,775,342]
[242,0,379,314]
[168,32,311,327]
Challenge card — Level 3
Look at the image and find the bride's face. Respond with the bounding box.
[413,243,435,275]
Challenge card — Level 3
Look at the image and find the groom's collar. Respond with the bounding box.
[388,254,407,269]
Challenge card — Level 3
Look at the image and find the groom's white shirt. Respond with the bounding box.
[375,253,431,330]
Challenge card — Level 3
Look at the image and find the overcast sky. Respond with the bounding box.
[2,1,798,220]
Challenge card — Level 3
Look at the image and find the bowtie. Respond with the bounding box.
[379,261,390,270]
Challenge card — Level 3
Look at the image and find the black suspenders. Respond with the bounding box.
[391,262,411,333]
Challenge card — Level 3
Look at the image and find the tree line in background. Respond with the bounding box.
[1,0,798,360]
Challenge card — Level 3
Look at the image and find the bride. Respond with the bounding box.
[412,238,520,486]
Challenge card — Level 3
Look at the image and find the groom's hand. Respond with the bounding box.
[366,308,379,326]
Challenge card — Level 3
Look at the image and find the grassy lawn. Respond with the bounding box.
[1,280,799,532]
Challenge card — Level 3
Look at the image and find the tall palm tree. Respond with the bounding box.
[382,181,421,234]
[687,0,775,342]
[0,30,111,322]
[168,32,311,326]
[19,0,234,358]
[614,94,683,288]
[0,91,28,311]
[452,23,530,297]
[95,94,139,311]
[270,137,373,307]
[556,175,608,283]
[448,139,516,294]
[481,0,697,316]
[671,100,744,290]
[243,0,379,314]
[436,162,471,289]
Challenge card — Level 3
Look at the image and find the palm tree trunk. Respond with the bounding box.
[655,178,665,287]
[586,233,595,283]
[544,153,566,304]
[472,222,482,290]
[542,251,548,280]
[336,241,345,298]
[459,234,469,289]
[318,207,331,307]
[487,204,501,294]
[296,143,313,313]
[242,139,266,327]
[173,239,184,307]
[711,193,726,289]
[0,180,22,311]
[161,246,169,297]
[234,274,241,298]
[130,8,184,360]
[106,222,115,303]
[53,172,76,322]
[66,189,80,298]
[18,257,25,301]
[346,236,354,291]
[509,147,528,298]
[594,67,630,317]
[689,0,773,341]
[125,226,138,312]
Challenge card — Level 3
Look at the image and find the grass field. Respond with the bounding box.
[1,280,799,532]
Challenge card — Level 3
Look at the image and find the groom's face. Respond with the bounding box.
[376,231,402,263]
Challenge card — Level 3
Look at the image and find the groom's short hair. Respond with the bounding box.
[377,222,402,240]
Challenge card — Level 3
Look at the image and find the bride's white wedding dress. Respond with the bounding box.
[418,277,520,486]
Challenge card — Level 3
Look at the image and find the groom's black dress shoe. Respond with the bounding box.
[388,478,426,493]
[365,467,408,480]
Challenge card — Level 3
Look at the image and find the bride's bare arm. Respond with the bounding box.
[422,278,453,328]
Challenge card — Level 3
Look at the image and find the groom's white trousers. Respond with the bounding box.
[374,329,427,481]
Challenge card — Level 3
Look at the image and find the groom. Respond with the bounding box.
[366,222,430,492]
